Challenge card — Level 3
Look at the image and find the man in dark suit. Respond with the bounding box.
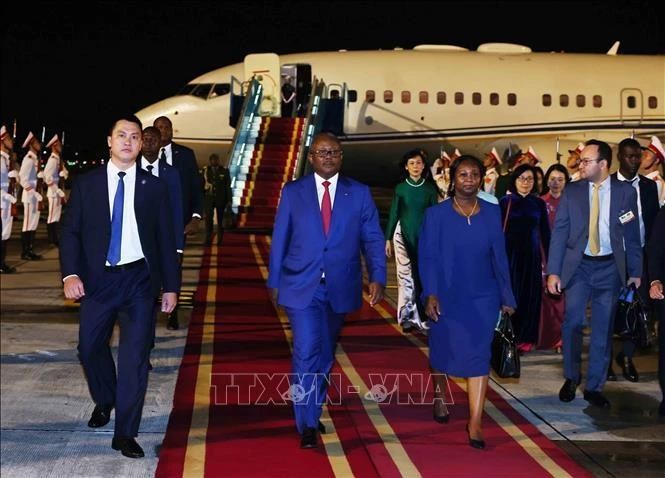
[153,115,203,329]
[607,138,660,382]
[647,207,665,417]
[60,115,180,458]
[547,139,642,409]
[202,153,232,246]
[268,132,386,449]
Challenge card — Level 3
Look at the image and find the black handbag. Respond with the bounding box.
[614,285,653,348]
[491,312,521,378]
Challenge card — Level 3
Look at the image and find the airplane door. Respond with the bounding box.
[244,53,281,117]
[295,64,312,116]
[620,88,643,126]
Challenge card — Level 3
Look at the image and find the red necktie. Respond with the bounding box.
[321,181,332,235]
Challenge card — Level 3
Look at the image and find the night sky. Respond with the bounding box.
[2,0,664,158]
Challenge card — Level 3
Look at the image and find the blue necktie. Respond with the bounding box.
[107,171,126,266]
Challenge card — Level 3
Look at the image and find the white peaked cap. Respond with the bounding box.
[46,134,60,148]
[489,147,502,164]
[0,125,7,139]
[453,148,461,157]
[527,145,541,164]
[568,142,585,154]
[646,136,665,162]
[22,131,35,149]
[442,151,451,161]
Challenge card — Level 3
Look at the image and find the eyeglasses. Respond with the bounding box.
[516,176,534,183]
[311,149,342,158]
[579,158,599,166]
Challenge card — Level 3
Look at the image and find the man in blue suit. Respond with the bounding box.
[547,139,642,409]
[154,115,203,330]
[268,132,386,449]
[60,115,180,458]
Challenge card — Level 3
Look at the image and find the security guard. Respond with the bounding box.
[203,153,232,246]
[19,132,43,260]
[43,134,67,245]
[1,125,18,273]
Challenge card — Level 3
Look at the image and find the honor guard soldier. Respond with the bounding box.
[639,136,665,206]
[43,134,67,245]
[516,145,542,167]
[431,149,451,199]
[482,147,502,196]
[1,125,18,273]
[567,143,585,181]
[19,132,43,260]
[203,153,232,246]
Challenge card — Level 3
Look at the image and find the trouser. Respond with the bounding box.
[654,298,665,399]
[284,283,345,434]
[563,257,622,392]
[47,196,62,224]
[204,198,227,245]
[77,261,155,438]
[1,202,13,240]
[22,199,40,232]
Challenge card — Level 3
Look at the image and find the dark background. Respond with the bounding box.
[2,0,664,159]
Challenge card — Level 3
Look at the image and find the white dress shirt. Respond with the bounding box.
[140,156,160,177]
[106,161,144,265]
[584,176,612,256]
[314,172,338,209]
[617,171,645,247]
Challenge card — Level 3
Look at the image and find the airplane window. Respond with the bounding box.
[542,94,552,107]
[190,84,213,99]
[419,91,428,104]
[648,96,658,109]
[177,84,197,96]
[437,92,446,104]
[507,93,516,106]
[560,94,569,107]
[455,92,464,105]
[366,90,375,103]
[401,91,411,103]
[490,93,499,105]
[593,95,602,107]
[472,92,481,105]
[576,95,585,107]
[384,90,393,103]
[627,96,636,108]
[348,90,357,102]
[210,83,230,98]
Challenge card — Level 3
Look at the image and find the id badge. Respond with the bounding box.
[619,210,635,224]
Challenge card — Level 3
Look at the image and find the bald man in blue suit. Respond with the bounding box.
[268,132,386,449]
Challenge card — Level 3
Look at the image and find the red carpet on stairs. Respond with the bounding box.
[156,233,592,477]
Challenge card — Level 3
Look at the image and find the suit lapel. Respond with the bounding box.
[98,167,111,236]
[300,175,325,241]
[578,180,590,234]
[134,169,147,245]
[328,176,350,241]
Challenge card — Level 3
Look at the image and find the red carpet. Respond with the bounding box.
[156,233,591,477]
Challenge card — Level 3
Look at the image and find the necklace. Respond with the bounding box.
[453,196,478,225]
[405,177,424,187]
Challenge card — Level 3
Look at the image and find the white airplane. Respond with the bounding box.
[136,42,665,185]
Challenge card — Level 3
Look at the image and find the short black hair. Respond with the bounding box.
[542,163,570,194]
[399,148,430,180]
[585,139,613,169]
[109,114,143,136]
[447,154,485,198]
[142,126,160,136]
[618,137,641,152]
[508,164,536,194]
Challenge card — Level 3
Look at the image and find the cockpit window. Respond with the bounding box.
[178,83,213,99]
[210,83,230,98]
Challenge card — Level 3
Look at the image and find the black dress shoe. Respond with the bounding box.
[27,251,42,260]
[111,437,145,458]
[606,365,617,381]
[433,399,450,423]
[466,425,485,450]
[318,421,326,434]
[616,353,639,382]
[659,400,665,417]
[583,390,611,408]
[0,263,17,273]
[559,379,578,403]
[167,314,179,330]
[88,405,112,428]
[300,427,317,449]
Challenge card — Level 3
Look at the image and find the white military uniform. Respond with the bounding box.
[43,152,67,224]
[570,170,581,182]
[430,158,449,200]
[483,167,499,196]
[19,151,42,232]
[1,151,18,240]
[646,170,665,206]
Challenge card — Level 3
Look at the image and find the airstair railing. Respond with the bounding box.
[292,78,327,180]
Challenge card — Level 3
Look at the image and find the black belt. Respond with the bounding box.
[104,258,146,272]
[583,253,614,261]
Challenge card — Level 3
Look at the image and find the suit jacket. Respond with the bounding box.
[547,176,642,288]
[611,172,659,243]
[157,160,185,252]
[647,206,665,283]
[60,165,180,296]
[267,174,386,313]
[171,142,203,223]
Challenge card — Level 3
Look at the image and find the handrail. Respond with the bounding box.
[226,78,263,185]
[292,78,327,180]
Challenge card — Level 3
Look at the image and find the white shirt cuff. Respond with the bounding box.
[63,274,79,283]
[192,213,202,219]
[177,249,183,254]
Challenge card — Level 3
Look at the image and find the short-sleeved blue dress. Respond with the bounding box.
[418,199,516,377]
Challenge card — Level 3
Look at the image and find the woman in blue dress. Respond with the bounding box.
[419,155,516,449]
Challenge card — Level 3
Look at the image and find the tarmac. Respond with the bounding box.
[1,220,664,477]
